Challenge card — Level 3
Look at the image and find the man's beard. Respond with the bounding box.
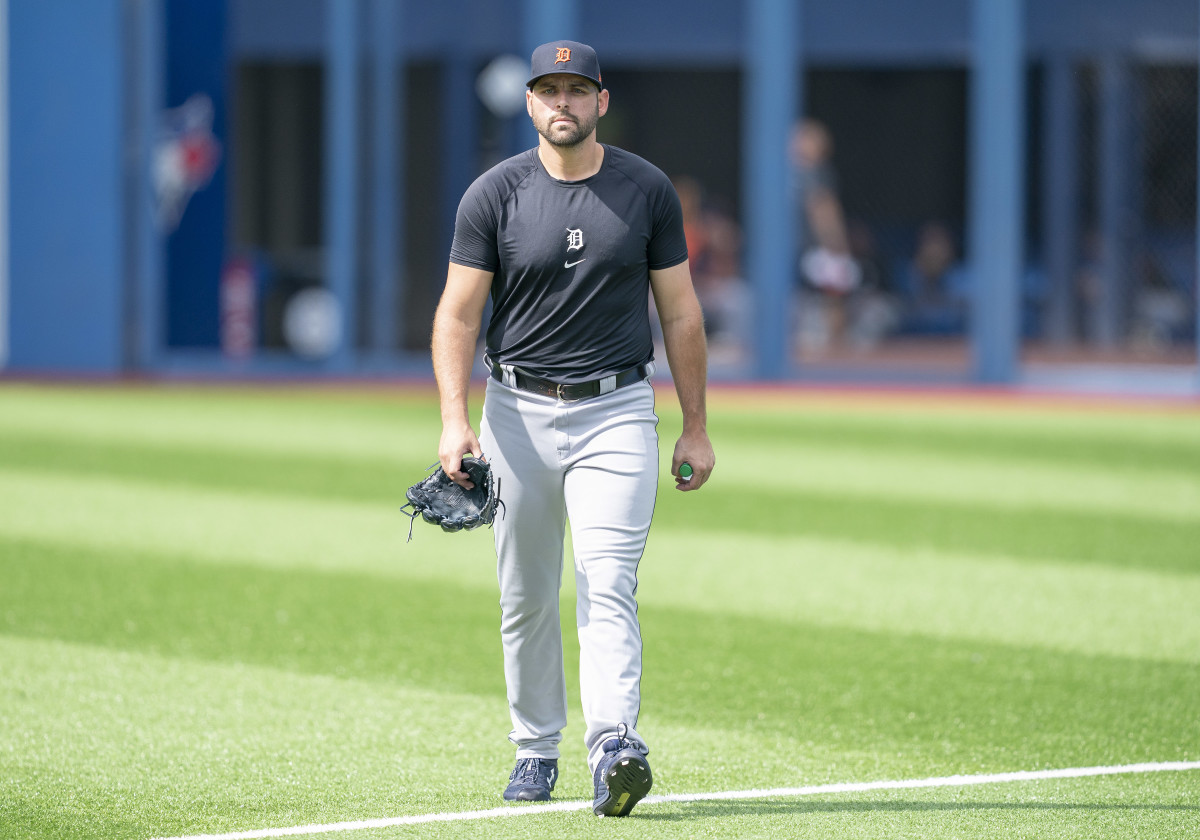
[535,108,599,147]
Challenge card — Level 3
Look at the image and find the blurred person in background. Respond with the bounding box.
[790,118,861,354]
[894,220,970,336]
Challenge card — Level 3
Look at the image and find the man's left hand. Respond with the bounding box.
[671,433,714,491]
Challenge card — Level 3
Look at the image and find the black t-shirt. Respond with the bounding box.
[449,145,688,383]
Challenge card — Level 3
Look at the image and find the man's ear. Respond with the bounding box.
[598,88,610,117]
[526,89,534,117]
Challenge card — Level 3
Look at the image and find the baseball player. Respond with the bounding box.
[430,39,714,817]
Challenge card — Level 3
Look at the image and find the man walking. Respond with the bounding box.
[430,39,714,817]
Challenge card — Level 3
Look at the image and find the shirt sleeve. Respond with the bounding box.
[646,176,690,271]
[448,177,500,271]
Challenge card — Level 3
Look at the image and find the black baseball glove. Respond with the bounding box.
[400,456,502,541]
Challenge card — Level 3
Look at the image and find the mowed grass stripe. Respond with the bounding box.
[6,390,1200,538]
[4,544,1197,781]
[642,610,1200,772]
[7,519,1197,672]
[703,442,1200,522]
[656,486,1200,575]
[0,539,506,697]
[0,635,520,839]
[640,531,1200,662]
[7,384,1200,480]
[0,385,440,468]
[707,389,1200,434]
[0,432,417,504]
[6,383,1200,453]
[709,408,1200,473]
[4,461,1196,582]
[6,426,1200,525]
[9,542,1200,772]
[0,468,498,580]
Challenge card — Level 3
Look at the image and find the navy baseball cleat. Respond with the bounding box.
[503,757,558,802]
[592,730,652,817]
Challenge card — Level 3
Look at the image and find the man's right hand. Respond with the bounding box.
[438,424,483,489]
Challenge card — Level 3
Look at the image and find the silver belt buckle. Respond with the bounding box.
[557,382,588,402]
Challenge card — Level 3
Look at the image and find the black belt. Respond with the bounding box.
[487,357,649,402]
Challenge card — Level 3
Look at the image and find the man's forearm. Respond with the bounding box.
[660,309,709,432]
[431,310,480,428]
[430,264,493,465]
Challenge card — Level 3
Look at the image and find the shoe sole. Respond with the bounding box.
[595,752,653,817]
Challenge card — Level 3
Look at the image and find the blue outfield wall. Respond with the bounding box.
[8,0,126,373]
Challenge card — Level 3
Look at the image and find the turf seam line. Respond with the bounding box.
[148,760,1200,840]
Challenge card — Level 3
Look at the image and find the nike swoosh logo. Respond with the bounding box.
[564,258,587,268]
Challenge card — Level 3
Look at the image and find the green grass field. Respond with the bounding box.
[2,382,1198,839]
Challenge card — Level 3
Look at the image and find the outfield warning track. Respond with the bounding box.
[151,760,1200,840]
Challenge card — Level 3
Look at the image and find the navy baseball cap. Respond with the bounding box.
[527,40,603,90]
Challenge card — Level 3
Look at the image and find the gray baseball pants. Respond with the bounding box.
[479,374,658,772]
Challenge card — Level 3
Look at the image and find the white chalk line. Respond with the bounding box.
[150,760,1200,840]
